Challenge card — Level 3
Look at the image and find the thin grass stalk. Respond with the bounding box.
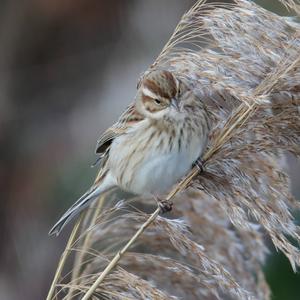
[66,196,105,299]
[46,218,82,300]
[153,0,206,67]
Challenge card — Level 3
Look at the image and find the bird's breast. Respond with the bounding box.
[109,120,205,196]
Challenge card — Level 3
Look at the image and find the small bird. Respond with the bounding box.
[49,70,210,235]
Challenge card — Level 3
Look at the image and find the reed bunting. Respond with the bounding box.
[50,70,210,235]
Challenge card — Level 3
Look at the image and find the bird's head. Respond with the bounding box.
[135,70,184,120]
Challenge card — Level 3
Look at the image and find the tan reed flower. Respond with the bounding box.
[47,1,300,300]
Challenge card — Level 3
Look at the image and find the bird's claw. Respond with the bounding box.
[194,158,204,172]
[158,200,173,213]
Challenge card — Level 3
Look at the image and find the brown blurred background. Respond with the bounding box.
[0,1,299,299]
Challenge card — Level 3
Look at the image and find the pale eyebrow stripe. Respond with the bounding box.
[142,87,159,99]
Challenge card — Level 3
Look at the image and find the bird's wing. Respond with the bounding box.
[95,103,144,154]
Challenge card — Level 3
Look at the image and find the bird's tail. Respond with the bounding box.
[49,181,112,236]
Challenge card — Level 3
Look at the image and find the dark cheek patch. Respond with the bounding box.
[145,102,161,113]
[142,95,154,104]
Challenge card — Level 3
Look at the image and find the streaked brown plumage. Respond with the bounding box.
[49,69,210,235]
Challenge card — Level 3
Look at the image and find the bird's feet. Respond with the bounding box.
[153,196,173,213]
[158,200,173,213]
[193,158,204,173]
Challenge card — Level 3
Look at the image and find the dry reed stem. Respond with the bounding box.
[66,196,105,299]
[46,218,82,300]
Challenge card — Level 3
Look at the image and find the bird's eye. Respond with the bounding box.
[154,98,161,105]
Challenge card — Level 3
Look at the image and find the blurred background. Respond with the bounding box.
[0,1,299,299]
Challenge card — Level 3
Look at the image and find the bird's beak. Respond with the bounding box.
[171,98,180,111]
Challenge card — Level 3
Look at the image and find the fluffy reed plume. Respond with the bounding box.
[47,1,300,299]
